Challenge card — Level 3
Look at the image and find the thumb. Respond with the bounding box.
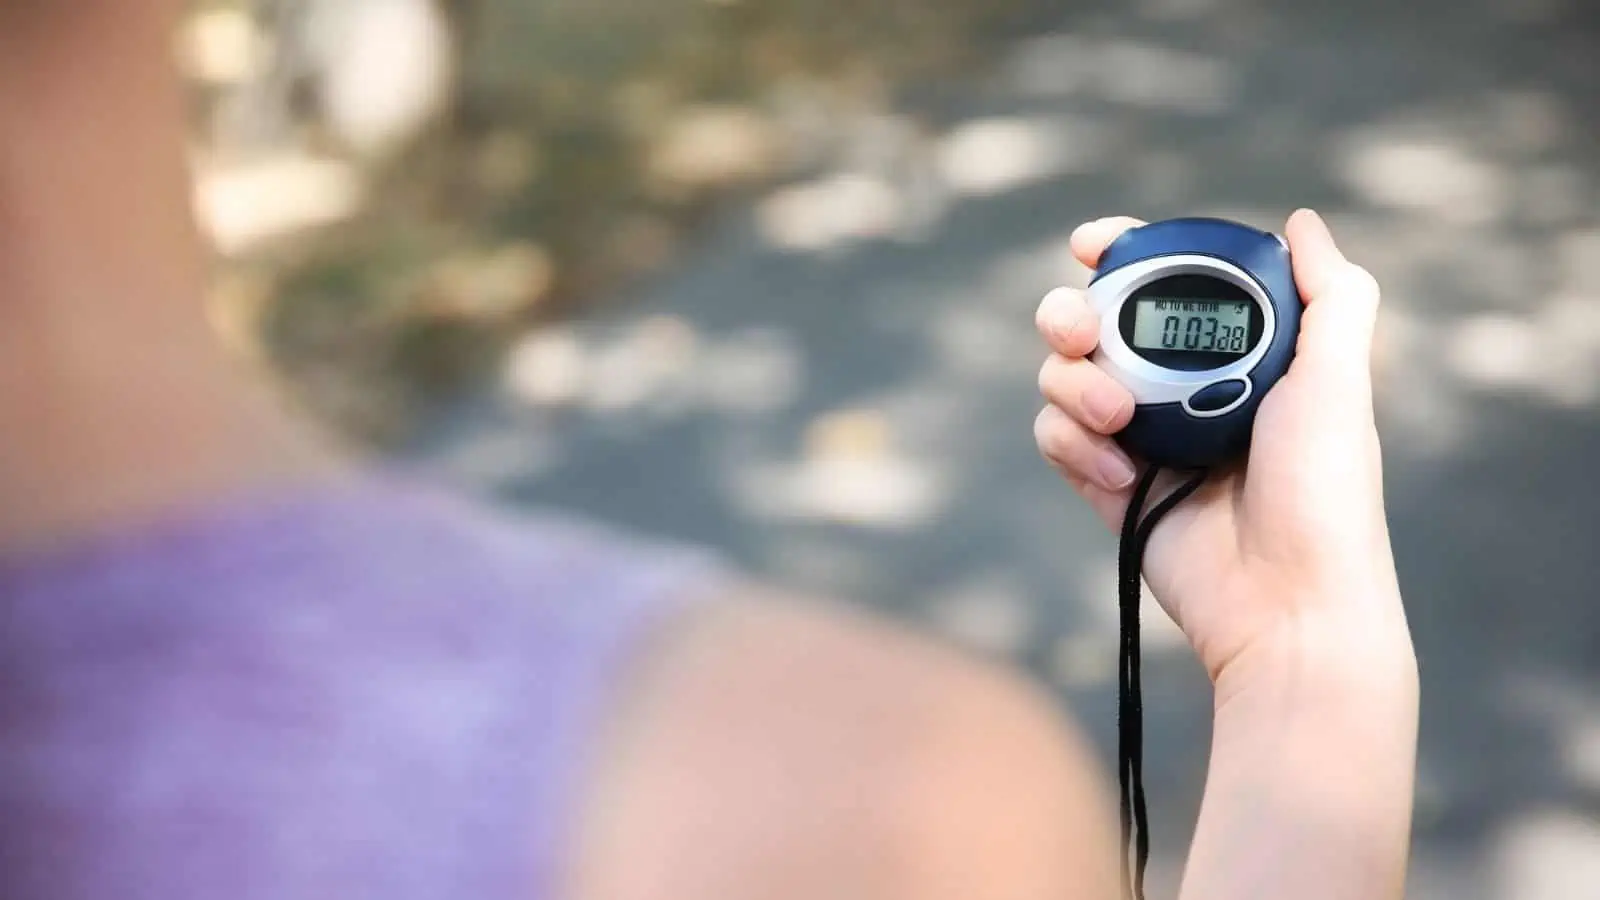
[1285,208,1381,391]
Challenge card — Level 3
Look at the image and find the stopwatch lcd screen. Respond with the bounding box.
[1119,274,1265,372]
[1131,299,1252,354]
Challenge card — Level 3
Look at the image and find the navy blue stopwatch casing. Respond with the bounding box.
[1088,218,1302,470]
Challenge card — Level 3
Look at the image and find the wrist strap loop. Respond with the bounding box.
[1118,466,1208,900]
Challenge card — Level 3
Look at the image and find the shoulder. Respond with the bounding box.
[568,586,1120,900]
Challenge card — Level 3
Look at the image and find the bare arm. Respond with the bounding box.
[1182,631,1419,900]
[569,590,1123,900]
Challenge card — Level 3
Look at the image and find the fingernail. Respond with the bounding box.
[1096,449,1137,491]
[1083,386,1128,431]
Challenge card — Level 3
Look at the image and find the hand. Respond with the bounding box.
[1034,210,1412,696]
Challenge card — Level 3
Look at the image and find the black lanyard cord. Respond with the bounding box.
[1118,466,1209,900]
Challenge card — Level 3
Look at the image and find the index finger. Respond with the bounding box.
[1070,217,1147,270]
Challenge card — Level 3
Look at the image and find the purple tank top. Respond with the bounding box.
[0,475,719,899]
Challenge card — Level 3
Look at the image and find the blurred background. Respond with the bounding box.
[187,1,1599,897]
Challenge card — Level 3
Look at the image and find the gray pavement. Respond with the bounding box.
[408,2,1600,897]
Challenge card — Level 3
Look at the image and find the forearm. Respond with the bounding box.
[1179,619,1419,900]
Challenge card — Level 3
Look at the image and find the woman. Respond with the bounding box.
[0,3,1417,899]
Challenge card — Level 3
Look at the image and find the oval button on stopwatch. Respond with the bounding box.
[1187,379,1249,413]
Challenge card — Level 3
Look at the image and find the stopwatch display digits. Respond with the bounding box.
[1114,271,1268,374]
[1132,301,1249,353]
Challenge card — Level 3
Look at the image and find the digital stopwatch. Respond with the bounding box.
[1088,217,1302,470]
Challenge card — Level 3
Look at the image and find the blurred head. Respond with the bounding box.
[1,0,182,28]
[0,1,181,57]
[0,1,186,135]
[0,0,197,294]
[0,1,333,548]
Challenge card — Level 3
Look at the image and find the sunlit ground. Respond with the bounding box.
[193,1,1600,898]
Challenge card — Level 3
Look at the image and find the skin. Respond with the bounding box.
[1035,212,1419,899]
[0,0,341,550]
[3,4,1417,900]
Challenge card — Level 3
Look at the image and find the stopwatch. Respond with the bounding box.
[1088,217,1302,470]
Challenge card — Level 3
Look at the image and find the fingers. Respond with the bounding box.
[1035,288,1101,358]
[1037,227,1143,526]
[1285,208,1382,387]
[1038,354,1136,435]
[1034,405,1138,493]
[1070,216,1147,270]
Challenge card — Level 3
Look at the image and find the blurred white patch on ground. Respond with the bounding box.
[505,328,589,408]
[730,455,945,529]
[757,111,1112,254]
[727,408,946,529]
[1563,714,1600,792]
[936,115,1109,197]
[1447,315,1545,390]
[649,106,780,191]
[759,174,907,252]
[505,321,803,419]
[1445,290,1600,407]
[1051,632,1118,689]
[1338,131,1510,226]
[195,155,365,255]
[180,7,267,86]
[928,573,1035,656]
[428,243,555,319]
[1006,34,1235,113]
[1493,810,1600,900]
[303,0,455,157]
[584,318,700,415]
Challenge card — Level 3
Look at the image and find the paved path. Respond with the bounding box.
[409,2,1600,896]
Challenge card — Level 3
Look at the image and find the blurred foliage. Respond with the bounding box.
[193,0,1024,443]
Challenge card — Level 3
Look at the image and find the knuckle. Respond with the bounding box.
[1038,290,1093,349]
[1343,263,1382,301]
[1069,310,1102,351]
[1096,383,1134,430]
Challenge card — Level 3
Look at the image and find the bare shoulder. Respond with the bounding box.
[567,585,1119,900]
